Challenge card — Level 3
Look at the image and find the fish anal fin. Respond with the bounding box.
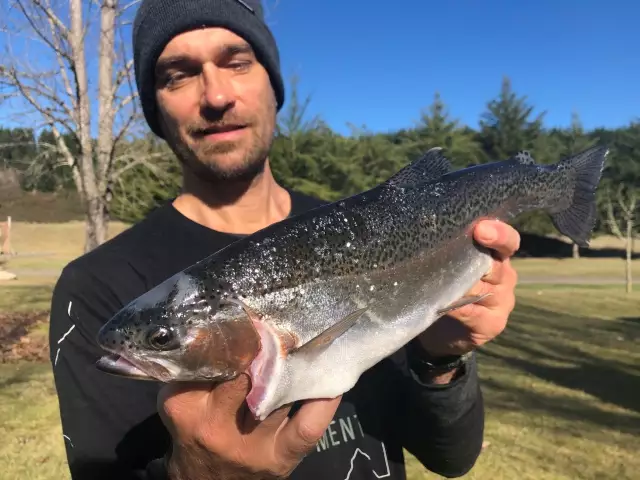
[386,147,452,187]
[292,307,367,355]
[436,293,491,317]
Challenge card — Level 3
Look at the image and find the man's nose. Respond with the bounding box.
[201,64,234,111]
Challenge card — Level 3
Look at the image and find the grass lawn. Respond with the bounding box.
[408,285,640,479]
[1,285,638,480]
[0,362,69,480]
[1,221,639,479]
[511,257,640,280]
[2,221,639,281]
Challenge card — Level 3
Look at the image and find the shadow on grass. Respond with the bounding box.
[619,316,640,325]
[0,285,54,312]
[480,375,640,438]
[517,232,640,259]
[478,301,640,433]
[0,362,52,390]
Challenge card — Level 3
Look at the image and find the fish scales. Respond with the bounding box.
[95,146,608,420]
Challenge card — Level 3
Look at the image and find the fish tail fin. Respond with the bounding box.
[550,145,609,247]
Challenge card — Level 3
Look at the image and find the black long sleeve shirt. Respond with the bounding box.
[48,191,484,480]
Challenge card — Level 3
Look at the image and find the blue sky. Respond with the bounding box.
[267,0,639,135]
[1,0,638,137]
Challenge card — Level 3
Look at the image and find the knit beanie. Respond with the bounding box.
[132,0,285,139]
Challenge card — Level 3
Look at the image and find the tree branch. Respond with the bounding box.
[14,0,71,54]
[605,190,625,241]
[111,152,170,180]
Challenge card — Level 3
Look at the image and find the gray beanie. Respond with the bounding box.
[133,0,285,138]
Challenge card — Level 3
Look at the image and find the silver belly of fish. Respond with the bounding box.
[244,238,493,420]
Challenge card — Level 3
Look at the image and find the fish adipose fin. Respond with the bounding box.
[385,147,452,187]
[509,150,536,165]
[551,145,609,248]
[292,307,368,355]
[436,293,491,317]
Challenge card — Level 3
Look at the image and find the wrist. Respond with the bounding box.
[167,442,283,480]
[407,338,473,385]
[166,443,217,480]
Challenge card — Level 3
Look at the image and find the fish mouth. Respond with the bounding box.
[95,354,155,380]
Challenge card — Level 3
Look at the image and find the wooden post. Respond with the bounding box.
[0,216,12,255]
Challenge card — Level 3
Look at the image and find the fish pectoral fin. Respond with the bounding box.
[436,293,492,317]
[224,297,263,322]
[292,307,368,355]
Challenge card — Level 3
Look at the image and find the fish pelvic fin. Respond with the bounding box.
[436,293,492,317]
[551,145,609,248]
[385,147,452,187]
[292,307,367,356]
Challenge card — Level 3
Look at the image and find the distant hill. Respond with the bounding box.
[1,168,636,260]
[0,172,85,223]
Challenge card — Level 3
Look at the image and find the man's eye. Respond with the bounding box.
[159,70,195,88]
[165,72,186,84]
[229,61,251,72]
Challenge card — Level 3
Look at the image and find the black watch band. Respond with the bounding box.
[407,339,473,375]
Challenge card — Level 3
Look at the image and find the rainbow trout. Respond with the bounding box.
[96,146,608,420]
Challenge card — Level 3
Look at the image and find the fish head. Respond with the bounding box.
[95,271,261,383]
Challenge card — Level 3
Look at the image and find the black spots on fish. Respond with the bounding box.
[195,276,236,309]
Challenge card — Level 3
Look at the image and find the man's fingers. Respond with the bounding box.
[481,258,514,286]
[483,257,518,288]
[205,374,252,414]
[276,396,342,463]
[475,220,521,259]
[256,402,294,431]
[158,382,212,416]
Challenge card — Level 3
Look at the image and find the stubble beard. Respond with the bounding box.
[175,129,273,184]
[162,104,276,185]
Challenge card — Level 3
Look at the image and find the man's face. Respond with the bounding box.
[154,27,277,183]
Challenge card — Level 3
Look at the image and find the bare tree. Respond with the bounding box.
[0,0,145,252]
[604,184,638,293]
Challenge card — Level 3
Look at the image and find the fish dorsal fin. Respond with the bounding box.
[292,307,367,356]
[385,147,452,187]
[511,150,535,165]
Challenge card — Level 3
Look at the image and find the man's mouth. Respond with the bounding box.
[197,124,247,136]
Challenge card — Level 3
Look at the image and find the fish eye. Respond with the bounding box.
[147,326,179,351]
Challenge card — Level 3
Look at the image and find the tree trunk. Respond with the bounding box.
[626,218,633,294]
[572,242,580,259]
[1,0,139,254]
[84,196,108,252]
[97,0,117,195]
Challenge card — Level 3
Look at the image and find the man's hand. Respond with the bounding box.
[158,375,341,480]
[416,219,520,360]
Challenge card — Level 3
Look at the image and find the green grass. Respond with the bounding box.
[407,287,640,479]
[1,221,639,479]
[0,287,638,480]
[2,221,638,280]
[512,257,640,280]
[0,362,69,480]
[0,278,57,312]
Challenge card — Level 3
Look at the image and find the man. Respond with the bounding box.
[48,0,520,479]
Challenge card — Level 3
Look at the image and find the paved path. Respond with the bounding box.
[3,268,629,285]
[518,276,626,285]
[7,268,62,277]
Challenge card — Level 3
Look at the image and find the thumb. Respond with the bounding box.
[275,396,342,464]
